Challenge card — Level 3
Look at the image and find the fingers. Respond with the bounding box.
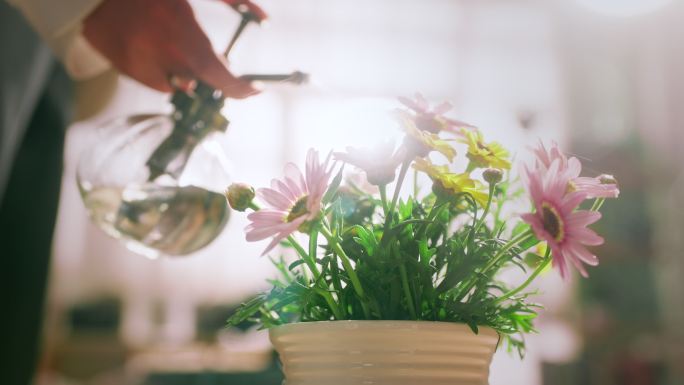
[84,0,261,98]
[143,76,174,93]
[178,15,258,98]
[127,54,176,93]
[189,54,259,99]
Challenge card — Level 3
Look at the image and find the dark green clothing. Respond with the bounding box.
[0,2,73,384]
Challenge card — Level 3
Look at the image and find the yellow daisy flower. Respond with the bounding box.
[399,115,456,161]
[460,129,511,170]
[413,158,488,205]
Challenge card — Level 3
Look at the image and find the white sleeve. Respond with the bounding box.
[7,0,111,80]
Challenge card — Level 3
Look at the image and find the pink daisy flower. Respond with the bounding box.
[245,149,334,255]
[334,141,404,186]
[570,174,620,199]
[532,141,619,199]
[521,159,604,279]
[397,93,475,135]
[531,140,568,171]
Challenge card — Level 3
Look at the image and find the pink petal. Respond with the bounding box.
[261,230,291,255]
[433,101,453,115]
[246,227,277,242]
[272,179,298,201]
[523,166,543,203]
[284,162,307,193]
[305,150,316,188]
[284,176,304,198]
[551,245,569,280]
[521,213,550,242]
[444,117,476,129]
[258,188,293,210]
[247,210,287,224]
[543,159,564,197]
[521,213,540,227]
[414,93,429,110]
[565,241,599,266]
[260,218,308,255]
[566,157,582,179]
[246,222,290,241]
[532,140,552,169]
[573,177,619,198]
[559,191,586,214]
[549,142,564,163]
[398,96,421,112]
[566,210,601,227]
[566,250,589,278]
[572,227,604,246]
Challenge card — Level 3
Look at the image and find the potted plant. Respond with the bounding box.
[225,94,619,384]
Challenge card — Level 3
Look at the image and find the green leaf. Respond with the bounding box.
[226,294,268,327]
[352,225,377,256]
[398,199,413,219]
[511,222,528,237]
[288,259,306,271]
[517,236,540,252]
[418,239,436,258]
[323,166,344,204]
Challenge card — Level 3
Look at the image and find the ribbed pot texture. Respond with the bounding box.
[269,320,500,385]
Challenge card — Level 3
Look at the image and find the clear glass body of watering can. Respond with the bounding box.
[77,84,232,258]
[76,3,307,258]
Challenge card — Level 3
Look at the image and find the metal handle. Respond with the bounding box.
[224,5,261,58]
[240,71,309,85]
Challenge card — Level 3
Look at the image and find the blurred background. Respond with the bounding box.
[7,0,684,384]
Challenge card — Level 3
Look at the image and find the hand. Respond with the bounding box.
[83,0,265,98]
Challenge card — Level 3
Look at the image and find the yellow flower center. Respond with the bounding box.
[541,202,564,242]
[286,196,309,222]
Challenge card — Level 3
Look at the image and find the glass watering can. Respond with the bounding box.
[77,5,308,258]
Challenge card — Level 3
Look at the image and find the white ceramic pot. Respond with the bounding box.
[269,320,500,385]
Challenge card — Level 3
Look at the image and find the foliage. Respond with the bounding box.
[226,95,616,357]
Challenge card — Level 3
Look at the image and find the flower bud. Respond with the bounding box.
[598,174,617,185]
[483,168,503,185]
[225,183,255,212]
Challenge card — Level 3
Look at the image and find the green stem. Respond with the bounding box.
[308,229,319,269]
[473,184,495,235]
[397,253,417,319]
[248,202,260,211]
[379,184,389,216]
[493,183,507,226]
[413,168,419,197]
[319,226,370,318]
[457,230,535,300]
[388,241,418,319]
[381,160,411,244]
[328,251,347,318]
[387,161,410,222]
[301,231,344,320]
[483,230,534,274]
[465,162,476,174]
[590,198,605,211]
[288,235,319,279]
[494,247,551,305]
[417,200,445,240]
